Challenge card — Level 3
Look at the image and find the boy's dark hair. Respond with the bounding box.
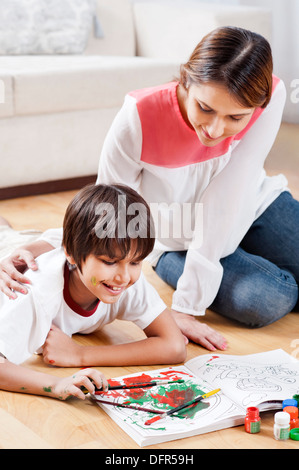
[63,183,155,270]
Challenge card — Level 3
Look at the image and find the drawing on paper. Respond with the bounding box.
[95,367,225,430]
[196,356,299,407]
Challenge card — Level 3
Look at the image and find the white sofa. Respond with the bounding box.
[0,0,272,198]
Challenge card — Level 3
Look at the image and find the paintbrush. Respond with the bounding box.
[82,378,184,395]
[94,378,184,393]
[91,397,166,415]
[144,388,221,425]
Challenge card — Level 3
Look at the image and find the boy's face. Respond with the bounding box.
[72,250,143,304]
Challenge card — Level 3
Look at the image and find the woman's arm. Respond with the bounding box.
[42,310,187,367]
[0,359,108,400]
[96,94,143,190]
[172,79,287,317]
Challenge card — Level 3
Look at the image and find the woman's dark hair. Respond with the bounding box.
[63,183,155,270]
[180,26,273,108]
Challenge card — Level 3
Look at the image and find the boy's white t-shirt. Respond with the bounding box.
[0,248,166,365]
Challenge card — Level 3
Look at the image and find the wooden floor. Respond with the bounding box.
[0,123,298,450]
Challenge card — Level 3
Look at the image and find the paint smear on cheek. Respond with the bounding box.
[91,276,97,286]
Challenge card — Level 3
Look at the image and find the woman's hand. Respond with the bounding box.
[0,249,38,299]
[0,241,54,299]
[170,310,228,351]
[52,368,109,400]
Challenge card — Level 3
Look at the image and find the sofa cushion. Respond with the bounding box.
[133,1,272,62]
[0,56,179,116]
[84,0,136,57]
[0,75,14,118]
[0,0,97,55]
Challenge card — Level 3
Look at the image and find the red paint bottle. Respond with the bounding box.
[245,407,261,434]
[283,406,299,429]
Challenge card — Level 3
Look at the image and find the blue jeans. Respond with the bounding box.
[154,192,299,328]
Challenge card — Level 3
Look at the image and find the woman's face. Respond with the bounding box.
[178,82,255,147]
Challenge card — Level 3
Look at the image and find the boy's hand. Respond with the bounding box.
[53,368,108,400]
[170,310,228,351]
[43,324,83,367]
[0,249,37,299]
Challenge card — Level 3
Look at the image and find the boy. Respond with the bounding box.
[0,184,186,400]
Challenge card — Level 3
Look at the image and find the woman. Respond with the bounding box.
[1,27,298,350]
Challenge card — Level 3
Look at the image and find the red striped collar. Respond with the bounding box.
[63,262,100,317]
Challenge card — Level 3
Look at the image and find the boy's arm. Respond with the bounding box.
[0,358,108,400]
[42,309,187,367]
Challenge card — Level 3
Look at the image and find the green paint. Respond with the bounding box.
[123,380,209,420]
[20,387,27,390]
[118,378,213,433]
[43,386,52,393]
[91,276,97,286]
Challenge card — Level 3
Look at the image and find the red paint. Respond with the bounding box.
[151,388,195,409]
[49,360,55,364]
[108,374,153,389]
[108,370,192,389]
[124,374,153,385]
[245,407,261,434]
[158,369,194,380]
[127,389,147,400]
[106,372,193,400]
[207,356,220,363]
[104,371,198,405]
[283,406,299,429]
[145,415,162,426]
[104,376,153,400]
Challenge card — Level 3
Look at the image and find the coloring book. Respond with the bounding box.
[92,349,299,447]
